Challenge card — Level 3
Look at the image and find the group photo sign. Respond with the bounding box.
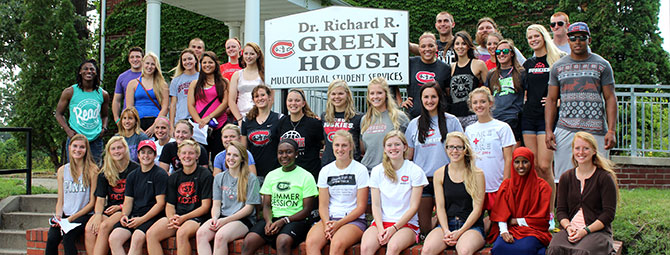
[265,6,409,88]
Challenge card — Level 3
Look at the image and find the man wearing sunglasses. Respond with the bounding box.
[550,12,571,54]
[544,22,618,184]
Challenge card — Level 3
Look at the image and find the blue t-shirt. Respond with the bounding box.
[405,113,463,177]
[213,149,256,172]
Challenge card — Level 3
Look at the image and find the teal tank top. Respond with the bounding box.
[68,84,104,140]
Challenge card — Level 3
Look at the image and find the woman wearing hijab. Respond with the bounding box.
[489,147,552,254]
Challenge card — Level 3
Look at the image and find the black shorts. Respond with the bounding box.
[248,218,310,248]
[113,215,159,234]
[501,118,522,142]
[220,215,254,230]
[422,178,434,198]
[187,217,208,224]
[521,115,547,135]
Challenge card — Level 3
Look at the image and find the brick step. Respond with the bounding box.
[25,228,623,255]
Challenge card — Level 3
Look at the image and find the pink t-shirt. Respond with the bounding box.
[195,86,227,129]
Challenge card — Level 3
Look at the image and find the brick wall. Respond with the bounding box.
[616,165,670,189]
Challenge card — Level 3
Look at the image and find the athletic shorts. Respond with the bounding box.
[113,215,159,234]
[248,218,310,248]
[330,217,367,232]
[371,221,420,242]
[484,191,498,212]
[422,178,435,198]
[521,116,546,135]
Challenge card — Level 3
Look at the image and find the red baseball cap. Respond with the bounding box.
[137,140,156,152]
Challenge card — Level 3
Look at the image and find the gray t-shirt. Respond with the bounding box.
[405,113,463,177]
[487,68,524,123]
[549,53,614,135]
[360,110,409,170]
[212,171,261,224]
[169,73,199,124]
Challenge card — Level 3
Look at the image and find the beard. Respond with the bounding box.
[475,32,488,47]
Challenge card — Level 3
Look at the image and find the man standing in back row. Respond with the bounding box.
[545,22,617,183]
[112,47,143,123]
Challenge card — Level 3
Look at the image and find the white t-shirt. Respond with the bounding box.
[465,119,515,192]
[153,137,175,167]
[405,113,463,177]
[317,160,369,219]
[368,160,428,226]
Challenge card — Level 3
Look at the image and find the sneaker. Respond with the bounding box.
[549,213,558,232]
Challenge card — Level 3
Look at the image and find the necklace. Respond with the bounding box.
[290,116,302,131]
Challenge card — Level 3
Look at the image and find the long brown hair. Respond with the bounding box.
[246,84,273,120]
[194,51,227,103]
[244,42,265,82]
[226,141,251,202]
[117,107,143,137]
[171,48,199,78]
[381,130,408,183]
[67,134,97,188]
[100,136,130,186]
[489,39,524,94]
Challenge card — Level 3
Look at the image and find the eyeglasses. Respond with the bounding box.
[568,35,589,42]
[550,21,565,28]
[446,145,465,151]
[495,49,511,55]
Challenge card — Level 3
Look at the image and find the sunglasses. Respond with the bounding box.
[569,35,589,42]
[495,49,511,55]
[550,21,565,28]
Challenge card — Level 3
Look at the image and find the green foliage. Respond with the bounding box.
[12,0,87,167]
[351,0,670,85]
[0,178,55,200]
[0,0,24,70]
[0,136,53,173]
[613,189,670,254]
[103,0,229,103]
[556,0,670,84]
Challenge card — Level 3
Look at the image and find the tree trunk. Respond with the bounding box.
[71,0,89,40]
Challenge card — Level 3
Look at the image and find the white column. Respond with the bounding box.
[244,0,260,44]
[225,21,241,39]
[146,0,161,59]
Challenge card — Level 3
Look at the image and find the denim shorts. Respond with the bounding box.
[447,216,485,239]
[521,116,546,135]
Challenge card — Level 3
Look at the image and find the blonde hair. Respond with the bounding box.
[222,123,241,136]
[226,141,251,202]
[468,86,495,114]
[67,134,97,188]
[381,130,408,183]
[171,48,199,78]
[526,24,567,66]
[572,132,619,200]
[332,130,355,159]
[117,107,143,137]
[142,52,168,105]
[445,132,483,202]
[324,79,357,123]
[361,77,407,133]
[101,136,130,187]
[178,139,201,158]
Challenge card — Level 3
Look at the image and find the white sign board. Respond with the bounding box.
[265,6,409,88]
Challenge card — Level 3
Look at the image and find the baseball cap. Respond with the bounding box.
[567,22,590,36]
[137,140,156,152]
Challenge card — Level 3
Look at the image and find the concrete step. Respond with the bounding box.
[0,230,26,251]
[1,212,51,230]
[0,248,27,255]
[19,194,56,213]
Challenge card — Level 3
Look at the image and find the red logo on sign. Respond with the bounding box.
[401,176,409,182]
[415,71,436,84]
[271,41,295,59]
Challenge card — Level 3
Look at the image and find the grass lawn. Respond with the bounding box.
[0,177,56,200]
[614,188,670,254]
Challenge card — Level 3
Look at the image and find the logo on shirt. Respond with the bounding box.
[178,181,199,204]
[324,118,353,142]
[271,40,295,59]
[365,123,387,134]
[400,175,409,184]
[110,179,127,201]
[72,98,101,129]
[277,182,291,191]
[249,130,271,146]
[327,174,356,186]
[281,130,306,155]
[528,62,549,74]
[415,71,436,84]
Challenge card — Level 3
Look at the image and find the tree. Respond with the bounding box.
[0,0,24,70]
[557,0,670,85]
[12,0,86,167]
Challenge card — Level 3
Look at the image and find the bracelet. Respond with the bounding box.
[392,225,398,231]
[283,217,290,224]
[584,226,591,234]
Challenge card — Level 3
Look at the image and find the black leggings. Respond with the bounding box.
[45,214,91,255]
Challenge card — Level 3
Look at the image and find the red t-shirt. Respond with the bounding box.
[485,59,497,70]
[220,62,242,81]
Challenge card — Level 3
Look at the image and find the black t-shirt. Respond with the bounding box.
[159,141,209,170]
[522,55,551,120]
[167,166,214,216]
[408,56,451,119]
[277,115,324,178]
[241,111,282,178]
[436,41,456,67]
[95,161,139,208]
[124,165,168,216]
[320,112,363,166]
